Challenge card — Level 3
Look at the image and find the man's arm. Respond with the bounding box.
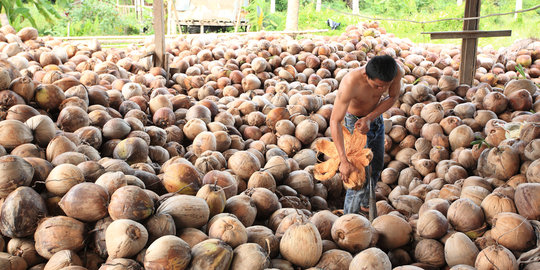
[330,75,358,182]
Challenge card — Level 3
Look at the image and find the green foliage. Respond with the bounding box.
[19,0,153,36]
[0,0,61,28]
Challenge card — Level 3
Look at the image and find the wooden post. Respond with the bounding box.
[422,0,511,86]
[459,0,481,86]
[153,0,167,75]
[316,0,322,12]
[515,0,522,19]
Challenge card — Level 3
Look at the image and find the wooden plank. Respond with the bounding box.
[459,0,481,86]
[423,30,511,39]
[153,0,167,73]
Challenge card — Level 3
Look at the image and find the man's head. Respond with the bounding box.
[365,55,397,83]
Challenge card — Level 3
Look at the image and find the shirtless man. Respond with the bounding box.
[330,55,403,214]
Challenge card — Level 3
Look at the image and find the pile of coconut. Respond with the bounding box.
[0,22,538,270]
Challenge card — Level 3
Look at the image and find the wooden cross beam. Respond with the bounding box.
[422,0,511,86]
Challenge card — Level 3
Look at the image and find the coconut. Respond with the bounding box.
[477,146,520,180]
[43,250,82,270]
[144,213,176,243]
[421,102,444,123]
[280,217,322,268]
[230,243,270,269]
[417,209,448,239]
[196,184,227,217]
[349,247,392,270]
[227,151,261,180]
[99,258,142,270]
[475,245,518,270]
[202,170,238,199]
[514,183,540,220]
[162,162,201,195]
[0,252,27,270]
[480,193,517,225]
[34,216,86,259]
[105,219,148,259]
[490,212,535,251]
[144,235,191,270]
[331,214,373,253]
[244,187,281,220]
[208,215,247,248]
[95,171,127,195]
[504,79,537,96]
[245,225,279,258]
[372,214,412,250]
[156,195,210,228]
[108,185,154,221]
[45,163,84,196]
[314,249,353,270]
[444,232,479,267]
[247,171,276,192]
[309,210,338,240]
[58,183,108,222]
[0,187,47,238]
[189,239,233,270]
[448,125,474,151]
[224,194,257,227]
[34,84,65,111]
[0,155,34,197]
[447,198,485,233]
[7,238,43,267]
[0,120,34,150]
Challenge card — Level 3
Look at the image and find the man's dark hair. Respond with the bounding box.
[365,55,397,82]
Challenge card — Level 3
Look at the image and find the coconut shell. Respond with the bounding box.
[0,120,34,150]
[57,182,108,222]
[157,195,209,229]
[189,239,233,270]
[34,216,86,259]
[0,252,28,270]
[144,235,191,270]
[7,238,44,267]
[108,185,154,221]
[0,187,47,238]
[244,187,281,220]
[490,212,536,251]
[144,213,176,244]
[444,232,479,267]
[475,245,518,270]
[349,247,392,270]
[0,155,34,198]
[45,164,85,196]
[208,216,247,249]
[372,214,412,250]
[163,162,202,195]
[224,194,257,227]
[417,210,448,239]
[280,219,322,268]
[44,250,82,270]
[105,219,148,259]
[330,214,372,253]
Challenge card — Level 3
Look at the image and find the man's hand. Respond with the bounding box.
[355,117,371,134]
[339,160,358,183]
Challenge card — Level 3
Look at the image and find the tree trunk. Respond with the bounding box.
[316,0,322,12]
[286,0,300,31]
[515,0,522,19]
[270,0,276,13]
[352,0,359,14]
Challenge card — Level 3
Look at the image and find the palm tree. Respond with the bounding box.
[0,0,63,28]
[286,0,299,31]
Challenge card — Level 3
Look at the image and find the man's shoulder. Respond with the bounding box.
[343,67,365,82]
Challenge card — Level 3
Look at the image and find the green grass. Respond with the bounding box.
[11,0,540,49]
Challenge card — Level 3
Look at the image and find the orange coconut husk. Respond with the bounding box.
[314,125,372,190]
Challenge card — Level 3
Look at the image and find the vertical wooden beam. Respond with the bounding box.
[459,0,481,86]
[153,0,167,74]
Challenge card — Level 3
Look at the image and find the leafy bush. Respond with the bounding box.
[40,0,151,36]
